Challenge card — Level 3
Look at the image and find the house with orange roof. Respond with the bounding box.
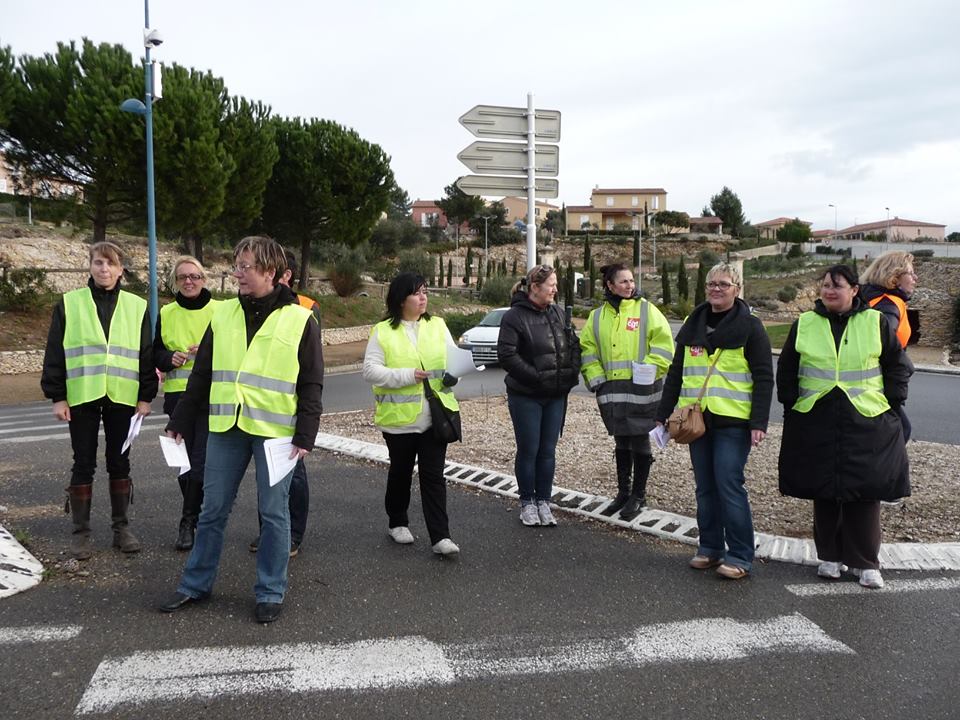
[565,187,668,232]
[839,217,945,242]
[755,217,812,240]
[498,196,558,227]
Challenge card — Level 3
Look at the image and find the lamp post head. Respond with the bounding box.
[120,98,147,115]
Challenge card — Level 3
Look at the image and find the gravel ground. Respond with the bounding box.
[320,394,960,544]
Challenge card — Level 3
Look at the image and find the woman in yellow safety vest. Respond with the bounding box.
[153,256,218,551]
[859,251,918,440]
[777,265,911,589]
[362,272,461,557]
[655,262,773,580]
[580,263,674,521]
[41,241,157,560]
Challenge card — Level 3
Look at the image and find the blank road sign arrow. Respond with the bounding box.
[457,141,559,177]
[459,104,561,141]
[456,175,559,199]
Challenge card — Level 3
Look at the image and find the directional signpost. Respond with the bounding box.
[455,94,560,271]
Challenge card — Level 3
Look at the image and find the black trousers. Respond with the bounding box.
[177,406,210,517]
[383,431,450,545]
[813,499,882,570]
[68,399,136,486]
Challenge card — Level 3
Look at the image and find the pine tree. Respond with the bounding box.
[694,262,707,305]
[677,255,689,301]
[661,261,672,304]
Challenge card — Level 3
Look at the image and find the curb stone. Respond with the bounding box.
[313,433,960,572]
[0,524,44,598]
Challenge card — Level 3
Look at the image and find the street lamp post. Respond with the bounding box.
[828,203,838,242]
[121,0,162,334]
[476,214,492,277]
[886,207,891,242]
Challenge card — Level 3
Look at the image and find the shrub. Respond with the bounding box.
[671,299,693,319]
[786,243,804,259]
[697,249,721,266]
[442,311,485,340]
[776,285,798,302]
[0,268,52,310]
[328,246,366,297]
[396,248,434,279]
[479,275,515,306]
[368,258,397,283]
[913,249,935,258]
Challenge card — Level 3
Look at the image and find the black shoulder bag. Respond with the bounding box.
[421,378,462,444]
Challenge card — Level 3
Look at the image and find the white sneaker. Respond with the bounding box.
[853,568,884,589]
[432,538,460,556]
[817,561,847,579]
[388,526,414,544]
[537,501,557,527]
[520,503,541,526]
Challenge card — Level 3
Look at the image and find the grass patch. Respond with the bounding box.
[765,323,791,349]
[13,528,32,547]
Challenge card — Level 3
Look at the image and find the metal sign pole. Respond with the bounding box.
[526,92,536,272]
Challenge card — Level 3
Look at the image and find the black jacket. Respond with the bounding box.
[41,278,158,405]
[860,284,919,346]
[655,298,773,431]
[777,297,911,501]
[497,291,581,397]
[166,284,324,450]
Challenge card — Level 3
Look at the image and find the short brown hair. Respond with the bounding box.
[88,241,123,266]
[859,251,914,290]
[234,235,286,284]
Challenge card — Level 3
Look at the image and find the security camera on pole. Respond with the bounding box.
[456,94,560,271]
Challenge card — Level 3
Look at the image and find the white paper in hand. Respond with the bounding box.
[447,345,484,377]
[649,424,670,450]
[159,435,191,471]
[263,437,298,487]
[121,413,144,453]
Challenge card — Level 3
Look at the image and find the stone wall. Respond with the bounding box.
[911,261,960,348]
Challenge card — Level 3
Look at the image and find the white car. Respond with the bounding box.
[457,307,508,366]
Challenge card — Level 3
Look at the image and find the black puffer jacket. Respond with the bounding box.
[777,297,911,501]
[497,291,581,397]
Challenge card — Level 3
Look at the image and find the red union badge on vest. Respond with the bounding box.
[625,317,640,331]
[690,346,705,357]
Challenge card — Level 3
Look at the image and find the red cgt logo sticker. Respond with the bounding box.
[625,317,641,331]
[689,346,705,357]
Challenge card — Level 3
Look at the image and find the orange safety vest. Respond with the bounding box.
[297,294,317,311]
[867,293,910,349]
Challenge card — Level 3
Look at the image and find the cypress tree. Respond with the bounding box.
[463,246,473,285]
[677,255,689,301]
[661,261,671,304]
[477,256,484,291]
[583,235,592,272]
[589,257,598,299]
[633,232,640,270]
[446,259,452,287]
[694,262,707,305]
[437,255,444,287]
[511,258,518,276]
[565,262,575,306]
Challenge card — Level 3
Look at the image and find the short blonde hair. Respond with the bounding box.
[511,264,555,295]
[859,251,915,290]
[706,262,742,288]
[88,241,123,266]
[234,235,286,283]
[168,255,207,288]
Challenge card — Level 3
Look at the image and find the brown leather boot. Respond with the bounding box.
[65,484,93,560]
[109,479,141,553]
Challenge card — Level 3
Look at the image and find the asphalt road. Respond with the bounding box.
[2,430,960,718]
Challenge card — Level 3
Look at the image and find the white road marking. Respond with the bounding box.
[786,576,960,597]
[0,624,83,645]
[0,416,169,444]
[76,614,850,715]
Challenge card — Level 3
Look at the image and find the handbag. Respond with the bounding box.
[422,378,462,443]
[666,350,722,444]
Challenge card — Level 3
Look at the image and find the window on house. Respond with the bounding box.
[580,215,589,228]
[535,207,540,216]
[631,196,638,207]
[0,179,7,193]
[606,219,615,230]
[606,197,614,207]
[632,216,640,230]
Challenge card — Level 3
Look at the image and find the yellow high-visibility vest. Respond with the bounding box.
[160,299,220,393]
[63,287,146,407]
[677,346,753,420]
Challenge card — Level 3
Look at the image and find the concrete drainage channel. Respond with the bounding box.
[314,433,960,573]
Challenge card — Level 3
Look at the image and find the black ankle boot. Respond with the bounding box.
[604,448,633,516]
[620,455,653,521]
[174,516,196,551]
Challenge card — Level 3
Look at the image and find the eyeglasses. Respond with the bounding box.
[176,273,203,282]
[233,263,256,274]
[706,281,736,290]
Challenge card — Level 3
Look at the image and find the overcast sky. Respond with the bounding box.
[4,0,959,233]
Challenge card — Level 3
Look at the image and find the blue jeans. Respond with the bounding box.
[177,429,294,604]
[688,426,755,571]
[507,393,566,503]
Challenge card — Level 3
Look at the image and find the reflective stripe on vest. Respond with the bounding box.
[867,293,911,349]
[159,299,220,393]
[371,317,459,428]
[678,346,753,420]
[63,288,146,407]
[208,299,311,437]
[793,309,889,417]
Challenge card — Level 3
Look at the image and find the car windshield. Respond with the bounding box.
[478,309,506,327]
